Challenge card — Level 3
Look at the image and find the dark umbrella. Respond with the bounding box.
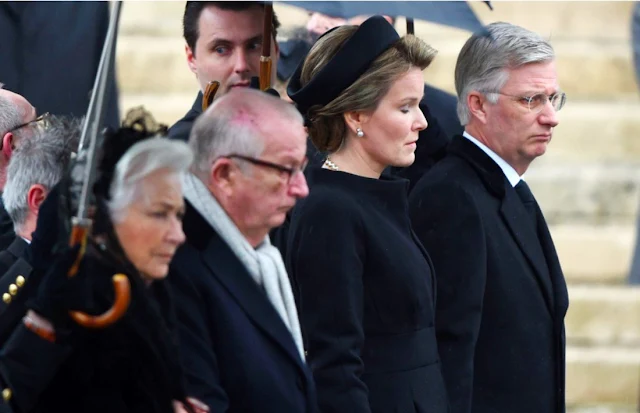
[282,1,490,34]
[277,1,492,81]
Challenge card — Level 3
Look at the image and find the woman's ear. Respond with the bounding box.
[342,110,370,136]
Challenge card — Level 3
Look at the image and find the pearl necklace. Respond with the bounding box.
[323,157,339,171]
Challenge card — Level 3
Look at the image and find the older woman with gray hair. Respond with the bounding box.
[0,114,207,413]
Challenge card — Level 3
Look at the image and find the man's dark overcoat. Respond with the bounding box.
[408,136,569,413]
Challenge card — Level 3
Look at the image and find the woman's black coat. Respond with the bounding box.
[286,168,449,413]
[1,243,187,413]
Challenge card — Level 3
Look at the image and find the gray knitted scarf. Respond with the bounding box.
[182,173,305,362]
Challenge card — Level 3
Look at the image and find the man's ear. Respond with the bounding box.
[186,44,198,75]
[343,110,370,136]
[467,91,489,124]
[27,184,47,216]
[273,36,280,59]
[209,159,239,196]
[2,132,13,159]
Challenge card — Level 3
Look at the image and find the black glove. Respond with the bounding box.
[26,244,95,333]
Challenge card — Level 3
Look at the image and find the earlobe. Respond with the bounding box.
[343,111,368,137]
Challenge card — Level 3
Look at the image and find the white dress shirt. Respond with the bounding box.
[463,131,522,187]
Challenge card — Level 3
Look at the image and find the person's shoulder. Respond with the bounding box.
[167,93,203,142]
[410,151,479,200]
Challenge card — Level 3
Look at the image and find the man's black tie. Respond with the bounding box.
[515,180,537,225]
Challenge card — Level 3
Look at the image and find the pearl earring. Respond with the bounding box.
[356,128,364,137]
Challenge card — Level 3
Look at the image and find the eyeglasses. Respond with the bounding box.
[7,112,51,134]
[226,154,308,184]
[487,91,567,113]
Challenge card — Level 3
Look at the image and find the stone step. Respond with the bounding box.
[566,286,640,347]
[568,406,638,413]
[566,346,640,407]
[550,225,634,285]
[526,164,640,225]
[114,35,636,100]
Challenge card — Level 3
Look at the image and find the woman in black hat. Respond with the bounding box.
[286,16,448,413]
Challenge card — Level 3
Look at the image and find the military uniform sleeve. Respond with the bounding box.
[0,323,73,412]
[409,182,487,413]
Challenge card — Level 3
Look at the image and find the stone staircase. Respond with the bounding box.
[116,2,640,411]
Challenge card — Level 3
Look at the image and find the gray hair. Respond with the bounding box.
[0,93,25,136]
[188,89,303,180]
[455,22,555,125]
[108,137,193,222]
[3,116,81,232]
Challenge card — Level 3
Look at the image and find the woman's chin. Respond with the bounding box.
[391,153,416,168]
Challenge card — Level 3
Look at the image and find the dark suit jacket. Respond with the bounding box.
[0,237,33,346]
[0,2,119,128]
[0,237,27,276]
[167,201,317,413]
[0,204,14,253]
[408,136,569,413]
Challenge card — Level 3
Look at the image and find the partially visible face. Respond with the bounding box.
[306,12,393,42]
[358,67,427,169]
[186,5,279,97]
[0,90,36,189]
[231,114,309,243]
[483,60,560,173]
[114,169,186,282]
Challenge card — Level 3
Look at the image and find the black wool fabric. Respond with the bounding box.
[286,168,449,413]
[408,136,569,413]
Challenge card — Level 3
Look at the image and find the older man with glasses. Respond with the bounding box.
[408,22,569,413]
[0,86,39,251]
[167,88,316,412]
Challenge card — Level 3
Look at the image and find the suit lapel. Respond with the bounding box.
[449,136,555,314]
[533,206,569,318]
[203,228,305,369]
[499,190,555,313]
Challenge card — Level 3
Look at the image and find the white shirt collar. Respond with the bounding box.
[462,131,521,187]
[20,237,31,245]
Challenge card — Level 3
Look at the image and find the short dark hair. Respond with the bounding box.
[183,1,281,53]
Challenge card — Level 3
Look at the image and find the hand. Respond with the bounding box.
[27,244,95,330]
[173,398,209,413]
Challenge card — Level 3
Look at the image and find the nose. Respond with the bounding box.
[167,217,186,246]
[414,109,428,132]
[233,48,249,74]
[538,100,559,128]
[288,171,309,199]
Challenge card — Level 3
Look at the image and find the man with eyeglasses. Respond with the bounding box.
[408,22,569,413]
[0,87,38,251]
[166,88,316,412]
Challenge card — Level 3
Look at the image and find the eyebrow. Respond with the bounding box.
[208,34,263,48]
[399,96,424,104]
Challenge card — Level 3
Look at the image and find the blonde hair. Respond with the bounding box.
[300,26,437,152]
